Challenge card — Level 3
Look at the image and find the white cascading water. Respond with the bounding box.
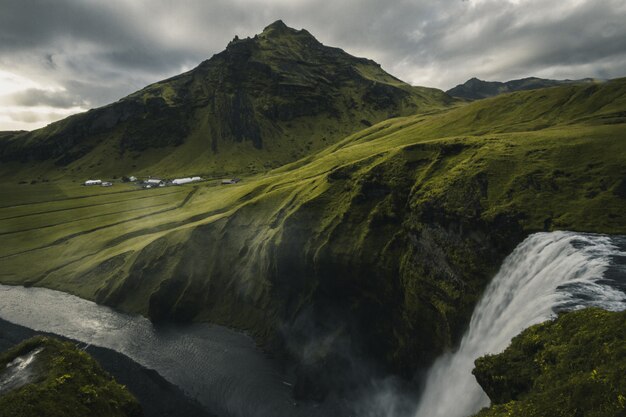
[414,231,626,417]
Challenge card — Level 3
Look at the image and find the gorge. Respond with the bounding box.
[1,231,624,417]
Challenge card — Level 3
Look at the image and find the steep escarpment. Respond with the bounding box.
[472,308,626,417]
[86,81,626,396]
[2,79,625,400]
[0,20,451,179]
[0,336,142,417]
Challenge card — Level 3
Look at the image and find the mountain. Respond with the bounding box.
[0,20,451,178]
[2,77,625,399]
[446,76,597,100]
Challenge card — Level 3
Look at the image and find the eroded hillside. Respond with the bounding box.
[1,79,625,397]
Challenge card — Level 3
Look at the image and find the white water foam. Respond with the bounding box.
[414,231,626,417]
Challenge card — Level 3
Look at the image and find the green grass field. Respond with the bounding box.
[1,79,625,373]
[2,78,625,294]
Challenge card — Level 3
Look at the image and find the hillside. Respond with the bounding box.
[1,78,625,398]
[0,336,142,417]
[447,77,596,100]
[0,20,451,179]
[472,308,626,417]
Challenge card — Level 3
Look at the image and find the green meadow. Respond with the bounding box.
[1,78,625,374]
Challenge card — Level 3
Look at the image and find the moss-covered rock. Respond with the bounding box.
[0,336,142,417]
[472,308,626,417]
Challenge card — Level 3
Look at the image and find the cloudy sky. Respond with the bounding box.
[1,0,625,131]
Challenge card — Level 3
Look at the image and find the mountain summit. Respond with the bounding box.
[0,21,451,177]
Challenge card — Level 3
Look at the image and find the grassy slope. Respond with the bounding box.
[472,308,626,417]
[0,336,142,417]
[0,79,624,389]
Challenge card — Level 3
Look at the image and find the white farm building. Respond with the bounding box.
[172,176,202,185]
[84,180,102,186]
[145,179,164,186]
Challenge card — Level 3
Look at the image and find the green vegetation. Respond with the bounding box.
[1,77,624,398]
[472,308,626,417]
[0,336,142,417]
[0,18,625,397]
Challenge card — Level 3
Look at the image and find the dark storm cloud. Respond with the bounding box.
[1,0,626,130]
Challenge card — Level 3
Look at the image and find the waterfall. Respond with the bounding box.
[413,231,626,417]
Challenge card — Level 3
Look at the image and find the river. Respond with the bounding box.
[0,231,625,417]
[0,285,343,417]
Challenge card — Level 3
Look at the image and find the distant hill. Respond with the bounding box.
[0,20,451,178]
[446,76,597,100]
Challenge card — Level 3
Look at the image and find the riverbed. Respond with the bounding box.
[0,285,344,417]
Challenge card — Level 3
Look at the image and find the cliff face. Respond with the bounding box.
[472,309,626,417]
[0,20,451,178]
[81,80,624,397]
[0,336,142,417]
[1,57,625,400]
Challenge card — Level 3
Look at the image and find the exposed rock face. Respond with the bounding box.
[91,141,531,398]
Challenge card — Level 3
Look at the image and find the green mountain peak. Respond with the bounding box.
[262,19,290,33]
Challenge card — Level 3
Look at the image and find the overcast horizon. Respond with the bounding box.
[1,0,626,131]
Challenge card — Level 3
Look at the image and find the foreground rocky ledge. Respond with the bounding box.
[0,335,142,417]
[472,308,626,417]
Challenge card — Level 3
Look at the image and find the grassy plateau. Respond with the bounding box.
[1,78,625,399]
